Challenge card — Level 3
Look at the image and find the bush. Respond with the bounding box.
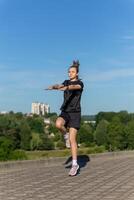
[41,152,49,157]
[20,121,32,150]
[56,140,65,150]
[80,142,96,148]
[0,137,13,161]
[30,132,42,150]
[38,135,55,150]
[9,150,28,160]
[86,145,106,154]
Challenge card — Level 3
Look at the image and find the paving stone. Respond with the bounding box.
[1,153,134,199]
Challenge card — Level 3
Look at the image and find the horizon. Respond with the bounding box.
[0,108,132,117]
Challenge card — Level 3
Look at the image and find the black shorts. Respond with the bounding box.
[59,111,81,130]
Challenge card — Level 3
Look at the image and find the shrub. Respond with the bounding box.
[38,135,55,150]
[86,145,106,154]
[0,137,13,161]
[9,150,28,160]
[56,140,65,150]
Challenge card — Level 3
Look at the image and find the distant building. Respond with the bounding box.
[31,102,50,115]
[84,120,96,124]
[44,118,51,124]
[0,111,8,115]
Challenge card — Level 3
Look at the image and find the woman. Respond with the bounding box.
[45,60,84,176]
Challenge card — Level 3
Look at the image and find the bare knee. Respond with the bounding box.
[55,120,63,130]
[55,117,66,133]
[55,122,61,129]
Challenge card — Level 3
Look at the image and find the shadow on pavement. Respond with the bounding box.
[64,155,90,170]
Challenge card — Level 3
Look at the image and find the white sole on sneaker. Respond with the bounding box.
[69,164,79,176]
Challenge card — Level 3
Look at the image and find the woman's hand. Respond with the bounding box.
[44,86,54,90]
[44,84,61,90]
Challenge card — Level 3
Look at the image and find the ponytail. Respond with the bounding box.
[70,60,80,73]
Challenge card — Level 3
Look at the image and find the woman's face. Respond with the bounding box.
[68,67,78,80]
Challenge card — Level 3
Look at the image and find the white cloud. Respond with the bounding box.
[0,67,63,93]
[122,36,134,40]
[102,58,129,67]
[86,68,134,82]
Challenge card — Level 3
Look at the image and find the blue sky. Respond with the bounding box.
[0,0,134,115]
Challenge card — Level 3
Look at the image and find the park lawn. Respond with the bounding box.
[26,146,106,160]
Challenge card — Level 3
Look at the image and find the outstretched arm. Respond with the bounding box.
[44,84,64,90]
[59,84,82,91]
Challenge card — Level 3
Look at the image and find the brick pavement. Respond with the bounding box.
[0,153,134,200]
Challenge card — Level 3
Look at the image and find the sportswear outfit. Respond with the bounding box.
[59,79,84,176]
[59,79,84,130]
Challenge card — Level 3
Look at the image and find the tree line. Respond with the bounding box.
[0,110,134,160]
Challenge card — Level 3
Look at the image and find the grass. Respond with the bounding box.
[26,146,106,160]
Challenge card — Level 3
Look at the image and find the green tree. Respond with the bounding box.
[30,132,42,150]
[125,120,134,149]
[95,119,109,146]
[78,123,94,146]
[117,111,130,124]
[56,140,65,150]
[38,134,54,150]
[15,112,23,120]
[0,137,13,161]
[20,121,32,150]
[95,111,116,125]
[0,115,10,136]
[107,116,125,151]
[48,124,61,142]
[7,128,21,149]
[27,116,44,133]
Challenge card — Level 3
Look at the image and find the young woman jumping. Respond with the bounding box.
[45,60,84,176]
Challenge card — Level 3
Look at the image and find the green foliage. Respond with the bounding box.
[56,140,65,150]
[0,115,10,134]
[95,111,116,125]
[78,123,94,145]
[48,124,61,142]
[45,112,57,121]
[38,134,54,150]
[94,111,134,151]
[0,137,13,161]
[85,145,106,154]
[27,116,44,133]
[15,112,23,120]
[117,111,130,124]
[53,132,61,142]
[48,124,58,134]
[95,119,109,146]
[30,132,42,150]
[9,150,28,160]
[107,116,125,151]
[1,110,134,161]
[125,120,134,149]
[20,121,32,150]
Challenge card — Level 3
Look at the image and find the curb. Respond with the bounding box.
[0,150,134,169]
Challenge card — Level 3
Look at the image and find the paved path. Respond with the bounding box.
[1,153,134,200]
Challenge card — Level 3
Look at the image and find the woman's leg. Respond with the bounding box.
[55,117,66,134]
[55,117,70,148]
[68,127,79,176]
[69,127,78,162]
[56,117,70,149]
